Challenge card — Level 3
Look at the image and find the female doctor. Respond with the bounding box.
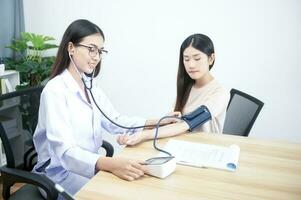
[32,19,181,197]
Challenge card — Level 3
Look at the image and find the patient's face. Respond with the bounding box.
[183,46,213,81]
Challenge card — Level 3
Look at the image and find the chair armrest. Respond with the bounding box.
[0,166,58,200]
[101,140,114,157]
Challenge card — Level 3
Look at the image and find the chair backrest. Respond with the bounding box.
[223,88,264,136]
[0,86,44,169]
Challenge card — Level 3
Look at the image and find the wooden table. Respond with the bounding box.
[75,133,301,200]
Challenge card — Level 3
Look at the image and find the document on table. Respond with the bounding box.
[161,139,240,172]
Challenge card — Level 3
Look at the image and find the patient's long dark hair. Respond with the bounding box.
[174,34,215,112]
[50,19,105,79]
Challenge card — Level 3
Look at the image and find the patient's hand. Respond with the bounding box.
[117,132,146,146]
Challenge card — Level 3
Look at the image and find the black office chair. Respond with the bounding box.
[0,86,114,200]
[223,88,264,136]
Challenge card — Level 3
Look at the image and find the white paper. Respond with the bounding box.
[161,139,240,172]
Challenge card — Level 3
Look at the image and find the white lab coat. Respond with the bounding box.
[32,69,146,197]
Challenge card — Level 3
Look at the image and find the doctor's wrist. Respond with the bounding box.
[96,157,114,173]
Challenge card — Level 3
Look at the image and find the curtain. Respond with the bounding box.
[0,0,25,58]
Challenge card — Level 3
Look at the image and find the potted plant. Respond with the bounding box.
[5,32,58,89]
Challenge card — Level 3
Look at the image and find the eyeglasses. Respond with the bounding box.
[75,43,108,59]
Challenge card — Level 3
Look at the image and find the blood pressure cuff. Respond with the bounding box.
[182,105,212,131]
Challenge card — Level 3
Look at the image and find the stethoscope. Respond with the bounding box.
[69,54,182,156]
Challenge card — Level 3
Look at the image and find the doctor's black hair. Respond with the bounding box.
[50,19,105,79]
[174,33,215,113]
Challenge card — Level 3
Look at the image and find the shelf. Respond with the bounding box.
[0,70,21,167]
[0,70,20,93]
[0,70,19,78]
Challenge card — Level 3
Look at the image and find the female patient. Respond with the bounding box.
[118,33,230,146]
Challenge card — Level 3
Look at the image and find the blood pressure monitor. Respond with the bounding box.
[144,156,176,178]
[145,156,174,165]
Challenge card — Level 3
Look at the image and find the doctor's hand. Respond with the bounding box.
[97,157,147,181]
[144,112,182,130]
[159,111,182,125]
[117,132,146,146]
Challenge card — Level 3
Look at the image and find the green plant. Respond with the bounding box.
[6,32,58,87]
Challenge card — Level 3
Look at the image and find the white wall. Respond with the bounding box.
[24,0,301,143]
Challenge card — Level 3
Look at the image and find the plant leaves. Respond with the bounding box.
[6,32,57,86]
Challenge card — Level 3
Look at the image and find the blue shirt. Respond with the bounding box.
[33,69,146,191]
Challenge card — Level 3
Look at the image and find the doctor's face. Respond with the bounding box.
[70,33,104,74]
[183,46,214,81]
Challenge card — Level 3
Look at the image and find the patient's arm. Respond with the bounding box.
[117,122,189,146]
